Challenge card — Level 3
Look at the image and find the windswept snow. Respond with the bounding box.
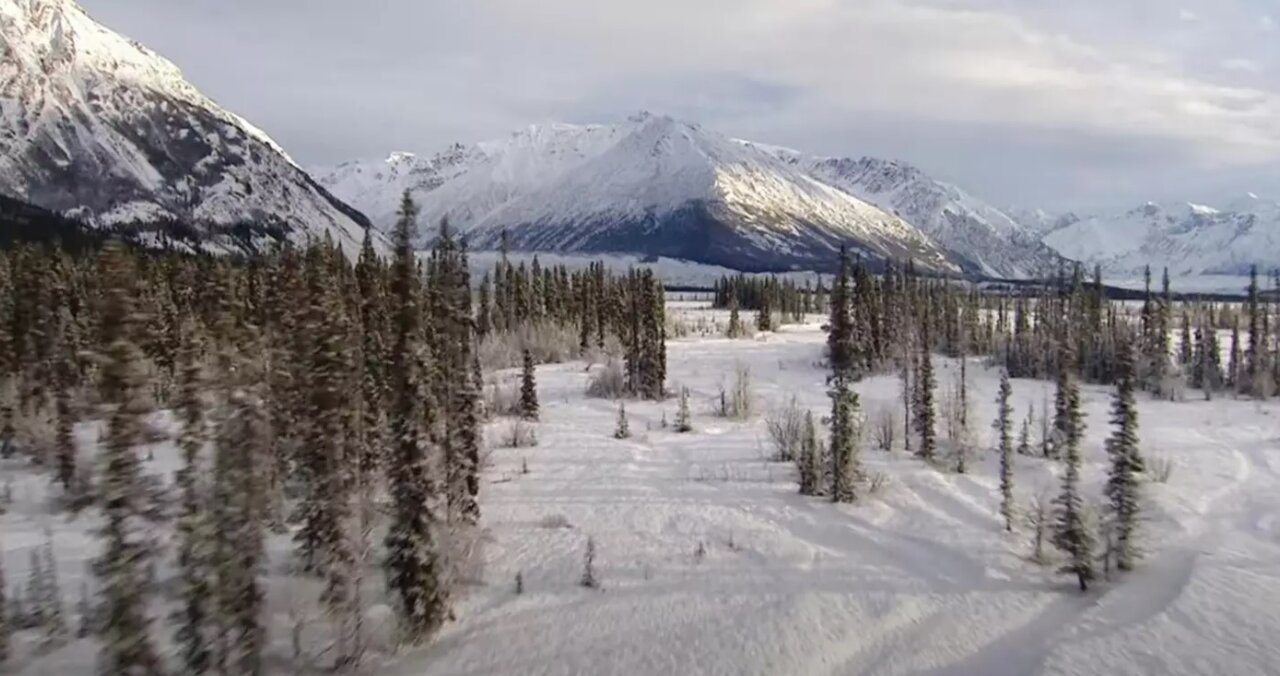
[4,304,1280,674]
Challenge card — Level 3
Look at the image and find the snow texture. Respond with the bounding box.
[6,304,1279,675]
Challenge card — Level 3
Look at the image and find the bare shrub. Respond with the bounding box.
[478,323,583,371]
[497,419,538,449]
[485,380,523,418]
[765,397,805,462]
[722,364,754,420]
[1025,491,1051,565]
[1146,453,1175,484]
[871,406,899,452]
[441,524,487,587]
[585,360,626,399]
[867,471,890,495]
[539,513,572,529]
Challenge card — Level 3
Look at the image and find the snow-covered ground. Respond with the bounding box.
[4,304,1280,675]
[402,304,1280,675]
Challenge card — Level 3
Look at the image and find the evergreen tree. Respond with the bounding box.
[0,544,7,667]
[1051,349,1096,592]
[173,324,212,674]
[383,193,449,643]
[519,349,539,422]
[996,371,1015,532]
[913,340,937,462]
[726,284,742,339]
[1104,337,1143,572]
[755,291,773,333]
[92,243,164,675]
[613,403,630,440]
[828,374,862,503]
[797,411,820,496]
[1016,408,1032,456]
[39,538,66,650]
[674,387,693,433]
[212,389,268,676]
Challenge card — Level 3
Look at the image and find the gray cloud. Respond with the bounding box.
[79,0,1280,211]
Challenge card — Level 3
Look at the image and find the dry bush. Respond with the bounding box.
[871,406,899,452]
[866,471,890,495]
[478,323,584,371]
[485,380,523,418]
[1146,453,1175,484]
[585,360,627,399]
[765,397,805,462]
[497,419,538,449]
[539,513,573,529]
[441,524,488,587]
[720,364,754,420]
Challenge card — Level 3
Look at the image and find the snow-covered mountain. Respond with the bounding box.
[788,155,1061,278]
[319,114,1065,275]
[1040,196,1280,276]
[0,0,373,253]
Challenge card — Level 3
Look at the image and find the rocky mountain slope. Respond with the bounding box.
[318,114,1057,276]
[0,0,373,254]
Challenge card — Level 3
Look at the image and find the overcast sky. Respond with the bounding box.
[81,0,1280,211]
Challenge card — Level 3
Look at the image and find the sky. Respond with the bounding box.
[79,0,1280,212]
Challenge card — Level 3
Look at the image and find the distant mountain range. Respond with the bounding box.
[314,114,1062,277]
[3,0,1274,278]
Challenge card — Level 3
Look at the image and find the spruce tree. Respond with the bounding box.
[996,371,1015,532]
[674,387,693,433]
[39,538,66,651]
[756,291,773,333]
[828,374,862,503]
[726,285,742,339]
[383,193,449,643]
[519,349,539,422]
[798,411,819,496]
[92,243,164,676]
[1051,349,1096,592]
[1017,409,1032,456]
[212,389,268,676]
[0,543,7,667]
[1104,337,1143,572]
[914,342,937,462]
[173,324,212,674]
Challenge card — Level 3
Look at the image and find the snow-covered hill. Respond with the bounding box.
[1040,197,1280,276]
[0,0,373,254]
[319,114,1071,275]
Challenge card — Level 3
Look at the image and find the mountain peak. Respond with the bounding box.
[0,0,374,254]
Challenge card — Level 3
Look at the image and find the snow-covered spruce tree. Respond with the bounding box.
[212,388,269,676]
[173,323,212,674]
[53,319,77,492]
[826,247,854,378]
[755,290,773,333]
[726,283,742,338]
[613,403,630,440]
[1051,348,1096,592]
[996,371,1015,532]
[913,339,937,463]
[1229,315,1242,391]
[519,348,539,422]
[39,537,66,651]
[953,356,971,474]
[0,543,7,667]
[828,373,863,503]
[355,228,388,479]
[674,387,693,433]
[797,410,819,496]
[92,242,164,675]
[1104,337,1144,572]
[383,193,450,644]
[899,349,912,455]
[1017,408,1032,457]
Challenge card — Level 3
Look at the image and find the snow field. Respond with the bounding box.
[2,304,1279,674]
